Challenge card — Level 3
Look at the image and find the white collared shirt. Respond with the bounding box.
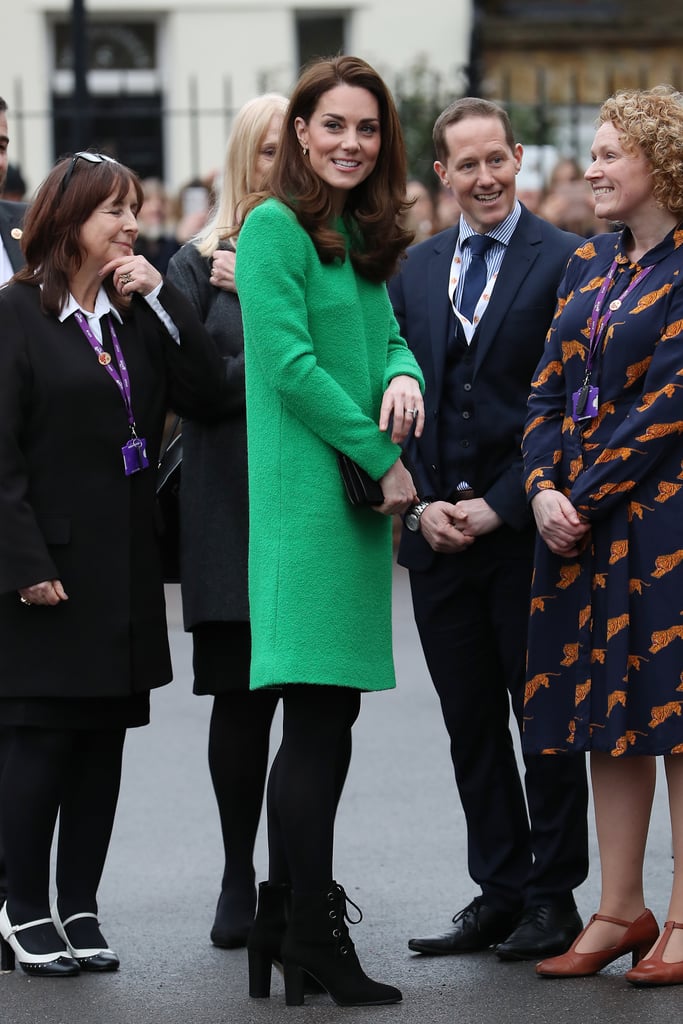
[448,201,522,343]
[0,236,14,287]
[58,282,180,344]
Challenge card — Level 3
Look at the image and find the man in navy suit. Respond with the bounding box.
[0,94,27,910]
[0,97,27,287]
[389,97,589,961]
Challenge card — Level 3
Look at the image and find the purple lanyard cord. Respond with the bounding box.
[74,310,138,434]
[584,259,655,378]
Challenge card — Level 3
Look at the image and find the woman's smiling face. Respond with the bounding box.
[77,183,139,273]
[585,122,654,226]
[295,84,381,214]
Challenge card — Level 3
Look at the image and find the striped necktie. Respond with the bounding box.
[460,234,493,323]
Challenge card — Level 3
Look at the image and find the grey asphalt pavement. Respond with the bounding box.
[1,565,678,1023]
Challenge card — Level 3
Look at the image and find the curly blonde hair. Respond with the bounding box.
[598,85,683,216]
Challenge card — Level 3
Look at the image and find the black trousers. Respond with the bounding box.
[409,540,588,912]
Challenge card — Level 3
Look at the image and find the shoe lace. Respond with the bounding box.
[451,897,483,926]
[327,882,363,957]
[329,882,363,925]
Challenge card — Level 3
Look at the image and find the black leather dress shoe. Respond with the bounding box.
[495,902,583,961]
[408,897,521,955]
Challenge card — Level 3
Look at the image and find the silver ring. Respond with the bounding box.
[120,272,133,285]
[406,408,418,417]
[20,596,31,606]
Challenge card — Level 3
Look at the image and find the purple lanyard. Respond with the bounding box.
[584,258,654,377]
[74,310,138,435]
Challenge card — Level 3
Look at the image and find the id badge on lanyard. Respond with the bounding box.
[74,310,150,474]
[571,259,654,424]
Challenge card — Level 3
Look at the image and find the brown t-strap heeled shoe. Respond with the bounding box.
[625,921,683,986]
[536,909,659,978]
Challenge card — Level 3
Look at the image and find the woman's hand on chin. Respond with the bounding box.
[100,255,163,297]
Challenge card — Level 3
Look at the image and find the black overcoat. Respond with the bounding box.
[0,280,227,698]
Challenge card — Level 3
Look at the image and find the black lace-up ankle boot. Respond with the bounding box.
[281,882,402,1007]
[247,882,290,997]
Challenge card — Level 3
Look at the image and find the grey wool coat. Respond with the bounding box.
[166,241,249,627]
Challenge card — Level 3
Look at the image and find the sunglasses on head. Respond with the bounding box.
[60,151,118,195]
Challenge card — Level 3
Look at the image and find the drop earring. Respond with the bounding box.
[301,144,308,156]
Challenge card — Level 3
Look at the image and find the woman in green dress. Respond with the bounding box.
[235,55,424,1007]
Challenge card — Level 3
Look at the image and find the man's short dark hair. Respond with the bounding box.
[433,97,515,164]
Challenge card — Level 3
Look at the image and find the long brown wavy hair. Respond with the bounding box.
[239,55,413,283]
[15,154,144,316]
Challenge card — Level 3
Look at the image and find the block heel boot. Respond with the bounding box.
[247,882,290,998]
[282,882,402,1007]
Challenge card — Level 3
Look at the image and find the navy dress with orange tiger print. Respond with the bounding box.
[522,226,683,758]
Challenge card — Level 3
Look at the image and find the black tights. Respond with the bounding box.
[266,686,359,891]
[0,726,125,934]
[208,690,279,899]
[0,728,9,899]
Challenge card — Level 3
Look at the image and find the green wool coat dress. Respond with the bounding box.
[236,199,424,692]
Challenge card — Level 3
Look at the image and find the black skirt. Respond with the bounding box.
[191,620,252,695]
[0,692,150,730]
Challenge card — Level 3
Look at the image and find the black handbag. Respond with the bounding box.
[336,451,384,505]
[156,416,182,583]
[336,449,416,507]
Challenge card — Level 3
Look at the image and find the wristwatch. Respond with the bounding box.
[405,500,431,533]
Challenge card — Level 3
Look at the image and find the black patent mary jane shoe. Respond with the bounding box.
[52,903,119,972]
[0,903,80,976]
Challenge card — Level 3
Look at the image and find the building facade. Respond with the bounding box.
[479,0,683,157]
[3,0,470,193]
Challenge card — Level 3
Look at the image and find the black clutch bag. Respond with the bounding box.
[336,451,385,506]
[336,450,417,507]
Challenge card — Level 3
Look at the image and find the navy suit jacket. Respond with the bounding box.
[0,200,28,279]
[389,205,581,572]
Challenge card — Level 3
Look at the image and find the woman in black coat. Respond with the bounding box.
[166,93,290,949]
[0,152,227,976]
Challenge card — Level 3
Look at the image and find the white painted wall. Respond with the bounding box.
[2,0,471,191]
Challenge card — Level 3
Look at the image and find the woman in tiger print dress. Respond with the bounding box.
[522,87,683,984]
